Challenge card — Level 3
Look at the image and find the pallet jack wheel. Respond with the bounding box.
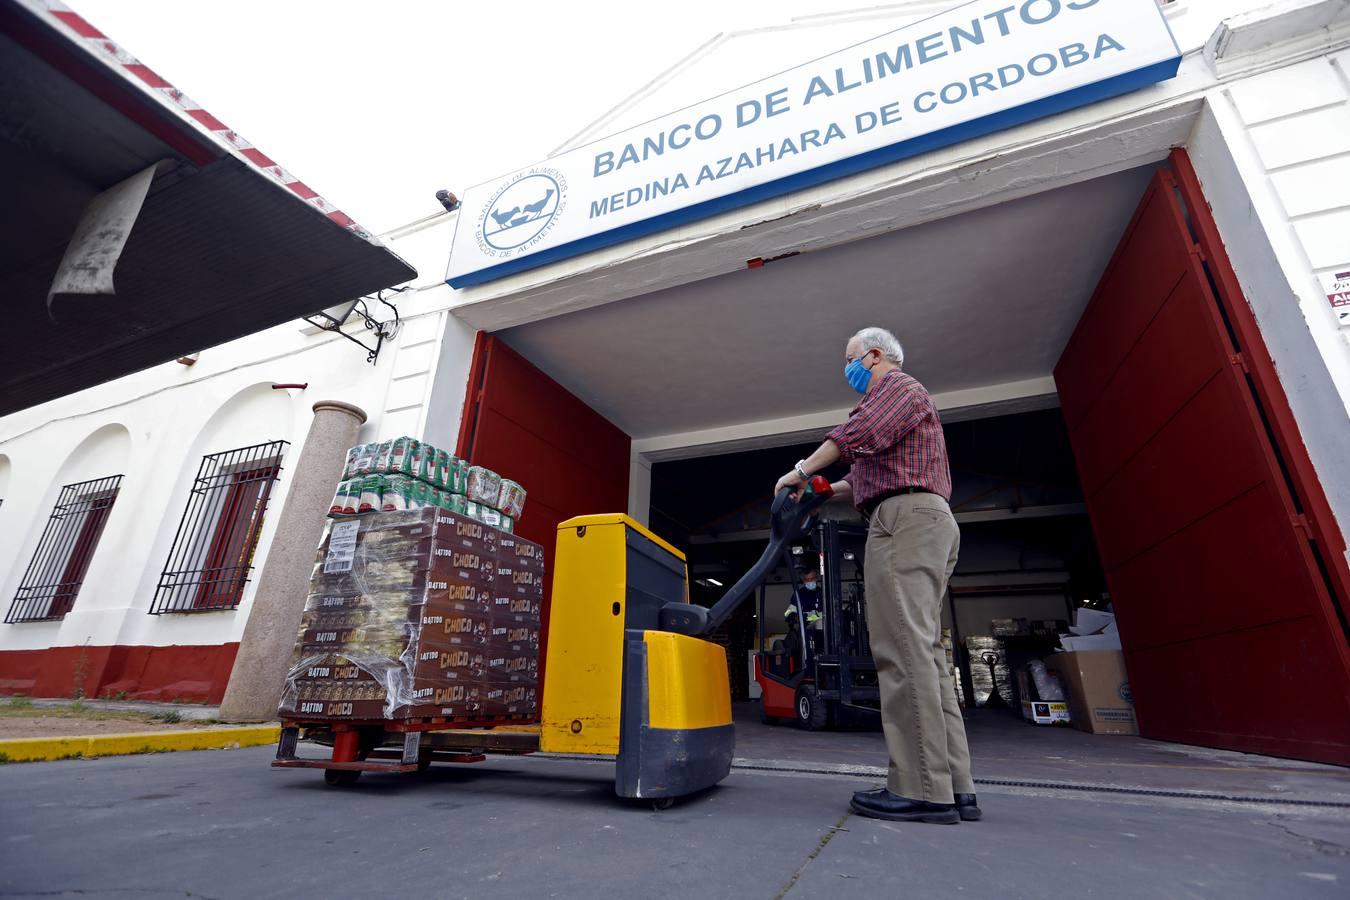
[650,797,676,811]
[324,769,361,786]
[795,685,831,731]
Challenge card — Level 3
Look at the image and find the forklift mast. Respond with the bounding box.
[754,515,880,728]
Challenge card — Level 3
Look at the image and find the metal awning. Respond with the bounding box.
[0,0,417,415]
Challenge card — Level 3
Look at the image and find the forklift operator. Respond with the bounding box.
[793,568,823,630]
[774,326,978,826]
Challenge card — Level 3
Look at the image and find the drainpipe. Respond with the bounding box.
[218,400,367,722]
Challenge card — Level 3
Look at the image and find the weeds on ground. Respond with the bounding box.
[153,711,183,724]
[72,644,89,701]
[0,703,183,725]
[7,695,32,709]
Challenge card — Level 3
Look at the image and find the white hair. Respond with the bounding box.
[850,326,904,366]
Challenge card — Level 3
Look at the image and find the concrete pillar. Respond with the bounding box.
[219,400,366,722]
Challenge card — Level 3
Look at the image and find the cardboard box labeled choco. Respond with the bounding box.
[284,651,499,718]
[499,565,544,594]
[480,682,538,717]
[487,620,540,654]
[307,562,431,599]
[408,645,487,681]
[430,545,495,587]
[485,650,539,683]
[295,625,408,659]
[430,509,498,558]
[487,593,542,625]
[1045,650,1138,735]
[302,591,429,617]
[289,654,373,685]
[500,534,545,569]
[286,687,484,720]
[414,604,492,648]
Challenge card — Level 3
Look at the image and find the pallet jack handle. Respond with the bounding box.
[659,475,834,636]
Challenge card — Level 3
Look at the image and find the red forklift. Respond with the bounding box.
[754,519,881,730]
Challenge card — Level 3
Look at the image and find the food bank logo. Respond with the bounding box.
[475,169,565,257]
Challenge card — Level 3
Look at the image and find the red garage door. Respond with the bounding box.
[1055,155,1350,764]
[456,333,631,675]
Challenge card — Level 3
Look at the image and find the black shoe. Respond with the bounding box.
[849,788,959,824]
[851,786,889,804]
[955,793,982,821]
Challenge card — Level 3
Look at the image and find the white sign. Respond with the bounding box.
[323,520,361,574]
[48,162,160,314]
[447,0,1180,288]
[1320,270,1350,328]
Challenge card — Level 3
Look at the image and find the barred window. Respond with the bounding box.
[6,476,123,623]
[151,441,288,614]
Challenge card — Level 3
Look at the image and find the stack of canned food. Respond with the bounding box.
[327,436,528,531]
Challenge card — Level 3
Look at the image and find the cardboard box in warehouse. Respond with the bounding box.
[278,507,543,722]
[1045,650,1138,735]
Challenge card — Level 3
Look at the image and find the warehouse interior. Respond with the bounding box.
[647,407,1106,714]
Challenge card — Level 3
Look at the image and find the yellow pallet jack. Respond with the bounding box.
[537,476,833,803]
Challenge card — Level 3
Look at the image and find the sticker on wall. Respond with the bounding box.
[1320,270,1350,328]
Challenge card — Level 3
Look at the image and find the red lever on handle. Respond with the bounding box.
[809,475,833,498]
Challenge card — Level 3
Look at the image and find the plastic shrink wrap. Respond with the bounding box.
[278,508,543,721]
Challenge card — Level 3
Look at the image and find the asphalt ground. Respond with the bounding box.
[4,733,1348,899]
[737,705,1350,804]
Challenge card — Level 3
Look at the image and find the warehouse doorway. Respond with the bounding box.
[488,152,1350,764]
[647,407,1103,716]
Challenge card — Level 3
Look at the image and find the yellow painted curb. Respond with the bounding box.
[0,725,281,763]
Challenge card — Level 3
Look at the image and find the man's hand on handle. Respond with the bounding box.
[774,439,844,501]
[775,470,806,500]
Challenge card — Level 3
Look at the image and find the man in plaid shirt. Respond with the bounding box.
[776,326,977,825]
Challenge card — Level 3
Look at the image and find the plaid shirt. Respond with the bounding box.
[826,370,952,507]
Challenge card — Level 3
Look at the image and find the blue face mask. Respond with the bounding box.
[844,356,873,394]
[803,581,818,591]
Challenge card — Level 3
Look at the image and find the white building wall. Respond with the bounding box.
[1189,41,1350,561]
[0,212,473,654]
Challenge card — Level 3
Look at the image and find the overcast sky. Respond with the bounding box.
[70,0,840,235]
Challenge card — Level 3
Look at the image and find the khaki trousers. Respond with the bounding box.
[864,492,973,803]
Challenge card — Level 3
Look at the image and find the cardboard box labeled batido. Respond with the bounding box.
[1045,650,1138,735]
[278,508,544,722]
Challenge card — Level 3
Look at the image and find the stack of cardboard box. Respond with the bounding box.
[1047,608,1137,735]
[277,507,543,722]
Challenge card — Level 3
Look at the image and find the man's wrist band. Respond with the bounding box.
[794,461,810,480]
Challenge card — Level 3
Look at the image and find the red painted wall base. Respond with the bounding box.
[0,643,240,705]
